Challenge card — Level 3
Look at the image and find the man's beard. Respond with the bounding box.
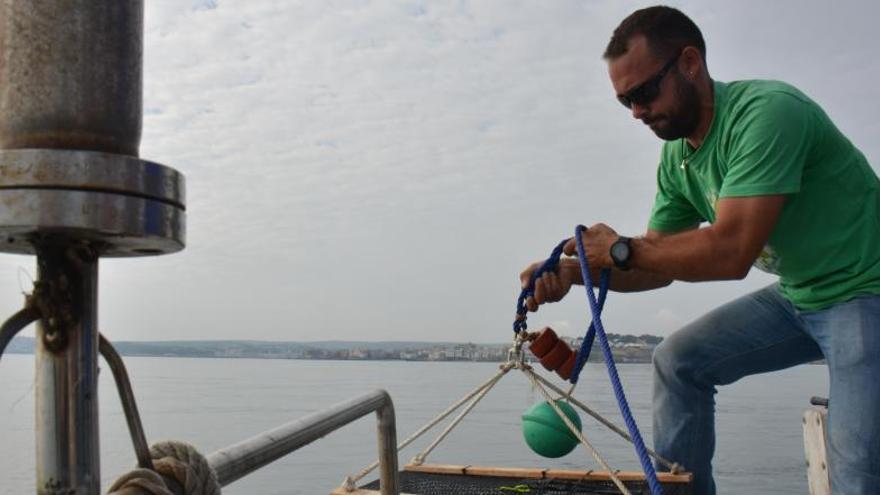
[649,74,701,141]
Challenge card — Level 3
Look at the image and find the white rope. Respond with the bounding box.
[410,363,513,465]
[343,363,514,489]
[107,441,221,495]
[530,368,681,472]
[107,468,175,495]
[150,440,220,495]
[523,368,632,495]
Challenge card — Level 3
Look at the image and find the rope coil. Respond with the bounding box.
[108,441,221,495]
[107,469,174,495]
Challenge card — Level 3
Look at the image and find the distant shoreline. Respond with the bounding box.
[3,353,657,364]
[5,334,662,364]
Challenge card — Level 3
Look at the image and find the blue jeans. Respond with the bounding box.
[653,284,880,495]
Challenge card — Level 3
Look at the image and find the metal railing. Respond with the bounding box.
[206,389,400,494]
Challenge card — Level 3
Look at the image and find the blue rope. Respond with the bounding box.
[513,226,664,495]
[568,267,609,385]
[572,225,664,495]
[513,239,568,334]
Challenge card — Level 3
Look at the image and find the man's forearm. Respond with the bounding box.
[606,268,674,292]
[625,195,784,282]
[559,259,672,292]
[631,226,754,281]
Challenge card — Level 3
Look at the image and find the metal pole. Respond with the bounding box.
[375,394,398,495]
[34,243,101,494]
[99,335,154,471]
[207,389,399,494]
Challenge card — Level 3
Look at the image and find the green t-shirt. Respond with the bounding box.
[649,80,880,310]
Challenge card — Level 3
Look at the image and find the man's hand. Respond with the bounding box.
[563,223,619,269]
[519,258,582,312]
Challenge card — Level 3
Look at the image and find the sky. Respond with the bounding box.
[1,0,879,343]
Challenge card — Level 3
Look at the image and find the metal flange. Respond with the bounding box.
[0,149,185,257]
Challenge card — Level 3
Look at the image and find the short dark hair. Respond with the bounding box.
[603,6,705,61]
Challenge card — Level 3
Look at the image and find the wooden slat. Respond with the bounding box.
[329,489,418,495]
[545,469,692,483]
[464,466,547,478]
[404,464,546,478]
[403,464,692,483]
[403,463,469,475]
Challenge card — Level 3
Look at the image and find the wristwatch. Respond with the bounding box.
[609,236,633,271]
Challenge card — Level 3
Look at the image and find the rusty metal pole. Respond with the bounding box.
[0,1,186,493]
[0,0,144,155]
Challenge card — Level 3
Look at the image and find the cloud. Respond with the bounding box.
[0,0,877,343]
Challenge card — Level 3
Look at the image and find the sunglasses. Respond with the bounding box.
[616,51,682,109]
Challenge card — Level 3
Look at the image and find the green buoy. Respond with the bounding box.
[521,400,582,458]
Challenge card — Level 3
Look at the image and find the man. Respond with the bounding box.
[521,6,880,495]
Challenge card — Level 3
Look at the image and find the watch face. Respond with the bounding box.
[611,241,630,263]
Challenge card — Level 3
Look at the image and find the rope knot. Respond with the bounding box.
[108,440,221,495]
[150,440,221,495]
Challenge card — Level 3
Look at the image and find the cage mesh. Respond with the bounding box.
[361,471,692,495]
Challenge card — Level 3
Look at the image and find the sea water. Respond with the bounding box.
[0,355,828,494]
